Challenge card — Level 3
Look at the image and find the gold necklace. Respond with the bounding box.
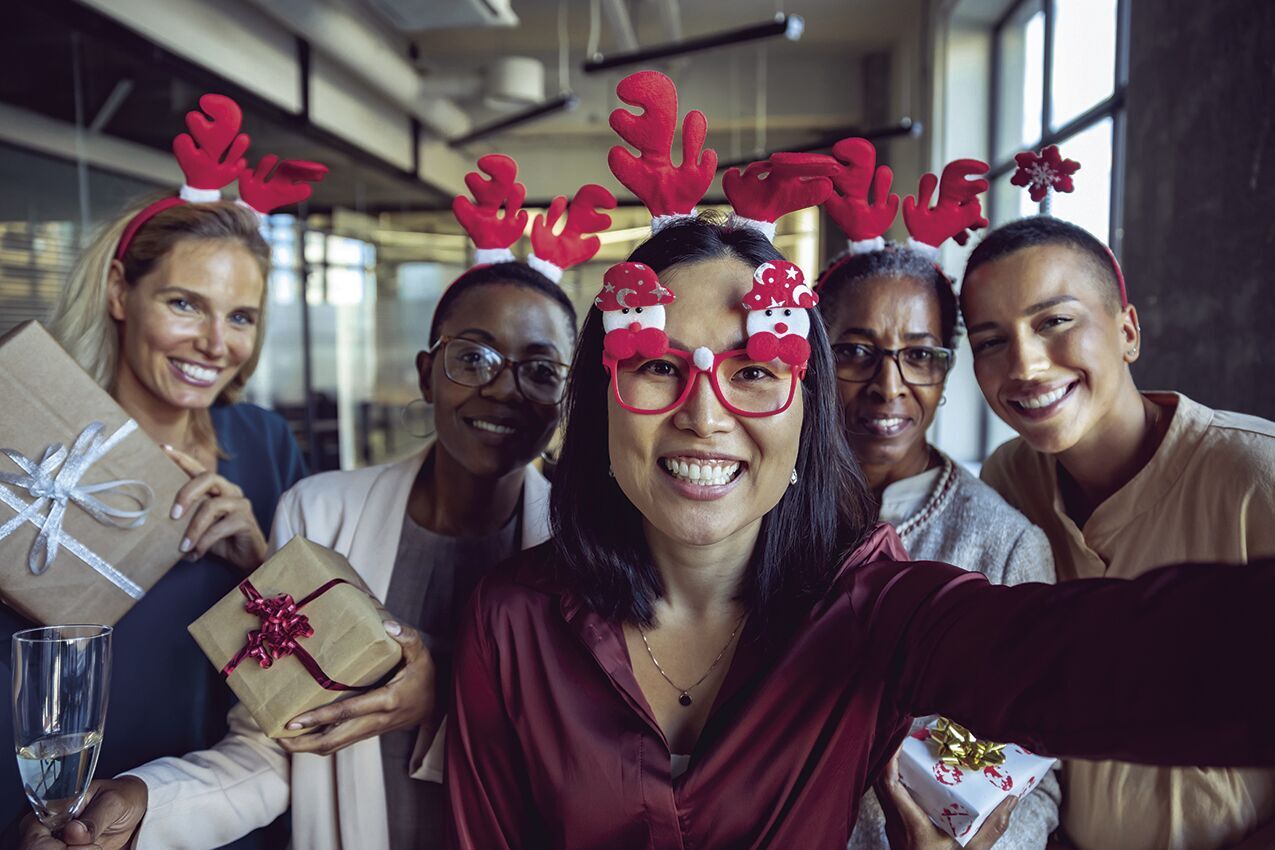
[638,615,746,707]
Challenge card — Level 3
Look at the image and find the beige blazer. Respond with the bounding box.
[126,448,552,850]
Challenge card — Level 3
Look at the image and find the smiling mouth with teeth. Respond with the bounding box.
[1010,382,1076,411]
[469,418,517,435]
[171,358,222,384]
[660,457,743,486]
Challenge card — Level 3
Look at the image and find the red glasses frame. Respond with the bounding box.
[604,346,803,418]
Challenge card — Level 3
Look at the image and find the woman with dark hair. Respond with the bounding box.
[444,77,1275,850]
[814,141,1059,849]
[22,161,604,850]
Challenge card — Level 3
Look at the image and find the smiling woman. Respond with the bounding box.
[2,194,309,850]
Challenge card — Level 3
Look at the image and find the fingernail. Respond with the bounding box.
[180,538,193,552]
[171,504,184,520]
[286,721,304,730]
[384,620,402,636]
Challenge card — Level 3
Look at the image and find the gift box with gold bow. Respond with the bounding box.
[188,536,403,738]
[0,321,190,625]
[898,717,1057,845]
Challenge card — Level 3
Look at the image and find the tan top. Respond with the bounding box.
[982,392,1275,850]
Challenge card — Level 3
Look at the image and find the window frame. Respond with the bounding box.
[986,0,1130,256]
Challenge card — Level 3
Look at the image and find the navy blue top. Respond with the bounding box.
[0,403,307,847]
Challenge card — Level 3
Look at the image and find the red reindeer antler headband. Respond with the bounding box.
[115,94,327,261]
[453,154,615,284]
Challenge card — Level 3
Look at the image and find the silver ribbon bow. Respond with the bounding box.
[0,420,154,599]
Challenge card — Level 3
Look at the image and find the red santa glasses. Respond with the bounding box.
[594,260,814,417]
[605,346,801,417]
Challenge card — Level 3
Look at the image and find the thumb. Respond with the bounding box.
[76,789,132,840]
[385,621,427,657]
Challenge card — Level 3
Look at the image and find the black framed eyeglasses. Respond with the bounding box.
[428,336,570,405]
[831,343,955,387]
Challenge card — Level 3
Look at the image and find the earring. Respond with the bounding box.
[939,395,947,407]
[790,469,799,486]
[400,398,433,439]
[608,466,615,478]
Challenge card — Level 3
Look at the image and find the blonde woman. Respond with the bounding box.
[2,198,305,850]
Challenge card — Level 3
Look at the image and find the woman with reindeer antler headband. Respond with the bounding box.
[961,153,1275,850]
[21,156,614,850]
[444,71,1275,850]
[812,138,1061,850]
[7,93,321,850]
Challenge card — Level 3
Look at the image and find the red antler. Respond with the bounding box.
[722,152,839,228]
[238,155,328,214]
[531,184,617,272]
[452,154,529,251]
[823,137,900,242]
[172,94,251,191]
[902,159,990,248]
[607,71,717,218]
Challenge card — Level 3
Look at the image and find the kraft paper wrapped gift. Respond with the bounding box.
[189,536,403,739]
[899,717,1057,846]
[0,320,189,626]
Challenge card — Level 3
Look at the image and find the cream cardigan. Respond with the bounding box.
[126,448,552,850]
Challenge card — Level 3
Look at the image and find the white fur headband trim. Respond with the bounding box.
[527,253,564,284]
[849,236,886,255]
[727,214,777,242]
[473,247,516,266]
[180,185,222,203]
[651,211,698,234]
[906,237,941,263]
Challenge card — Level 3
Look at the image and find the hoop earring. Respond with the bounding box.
[939,395,947,407]
[400,397,434,440]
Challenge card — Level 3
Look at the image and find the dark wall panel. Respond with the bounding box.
[1123,0,1275,419]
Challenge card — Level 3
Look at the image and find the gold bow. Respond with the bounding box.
[930,717,1006,769]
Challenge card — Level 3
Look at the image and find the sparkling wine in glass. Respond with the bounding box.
[11,625,112,831]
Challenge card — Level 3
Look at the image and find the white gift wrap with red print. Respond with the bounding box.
[897,723,1057,846]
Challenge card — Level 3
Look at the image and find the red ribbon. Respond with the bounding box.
[221,578,362,691]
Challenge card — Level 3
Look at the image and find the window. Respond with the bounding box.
[988,0,1128,253]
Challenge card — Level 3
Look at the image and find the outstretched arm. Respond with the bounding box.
[878,558,1275,766]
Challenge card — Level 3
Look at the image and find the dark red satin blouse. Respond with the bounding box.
[446,525,1275,850]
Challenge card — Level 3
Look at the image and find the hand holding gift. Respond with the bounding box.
[894,717,1057,847]
[278,620,438,758]
[877,751,1016,850]
[163,444,267,572]
[189,536,405,739]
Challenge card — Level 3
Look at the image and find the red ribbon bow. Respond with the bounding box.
[222,578,362,692]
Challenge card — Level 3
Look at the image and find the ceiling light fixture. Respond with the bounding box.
[448,92,580,148]
[582,13,803,74]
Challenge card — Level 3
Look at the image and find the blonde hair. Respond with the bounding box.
[49,198,272,453]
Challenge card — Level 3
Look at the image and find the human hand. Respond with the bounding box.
[278,622,437,758]
[876,751,1015,850]
[18,776,147,850]
[164,445,267,572]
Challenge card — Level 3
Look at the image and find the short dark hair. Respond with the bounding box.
[428,261,578,345]
[962,217,1123,311]
[550,214,876,628]
[816,246,961,348]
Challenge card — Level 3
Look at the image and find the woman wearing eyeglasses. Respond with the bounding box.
[25,261,577,850]
[818,248,1060,850]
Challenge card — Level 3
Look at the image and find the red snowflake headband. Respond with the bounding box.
[115,94,328,262]
[820,137,989,262]
[1010,145,1126,305]
[452,154,615,284]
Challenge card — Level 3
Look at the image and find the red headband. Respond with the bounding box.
[115,94,327,262]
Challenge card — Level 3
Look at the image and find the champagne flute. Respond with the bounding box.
[11,625,112,831]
